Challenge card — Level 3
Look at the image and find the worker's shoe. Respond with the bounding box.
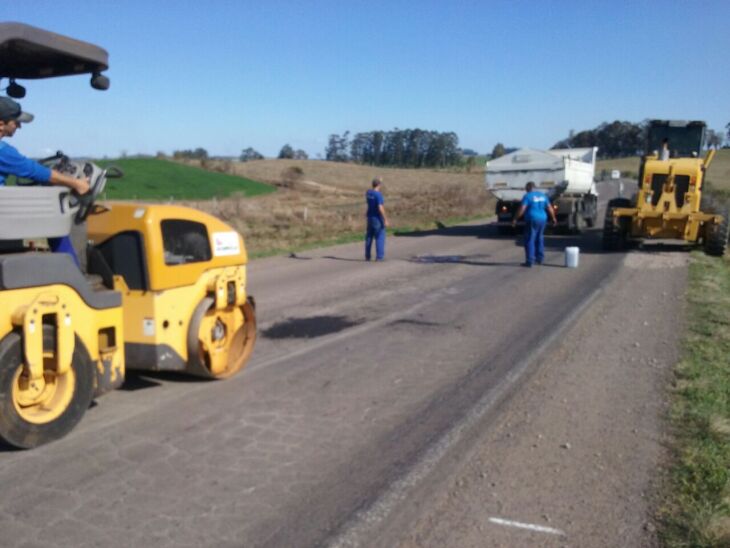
[521,262,533,268]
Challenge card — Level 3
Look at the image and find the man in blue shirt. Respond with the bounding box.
[0,97,89,266]
[364,177,389,261]
[513,181,556,267]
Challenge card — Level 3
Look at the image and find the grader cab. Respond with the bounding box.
[0,23,256,448]
[603,120,728,255]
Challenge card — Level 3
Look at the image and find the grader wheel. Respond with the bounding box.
[704,209,729,257]
[602,198,631,251]
[187,297,257,379]
[0,326,94,449]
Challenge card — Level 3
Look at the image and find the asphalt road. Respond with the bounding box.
[0,182,628,547]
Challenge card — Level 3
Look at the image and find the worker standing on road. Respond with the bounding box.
[0,97,89,266]
[660,138,670,161]
[513,181,556,267]
[365,177,389,261]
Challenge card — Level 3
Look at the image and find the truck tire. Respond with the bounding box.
[585,211,597,228]
[0,326,94,449]
[585,196,598,228]
[704,209,729,257]
[602,198,631,251]
[572,212,585,234]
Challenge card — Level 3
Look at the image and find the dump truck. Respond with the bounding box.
[486,147,599,233]
[602,120,727,255]
[0,22,256,448]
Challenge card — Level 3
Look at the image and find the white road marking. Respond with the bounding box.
[488,517,565,536]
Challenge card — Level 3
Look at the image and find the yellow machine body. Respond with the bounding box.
[0,23,256,448]
[611,150,720,241]
[87,202,256,379]
[0,284,125,397]
[0,274,125,448]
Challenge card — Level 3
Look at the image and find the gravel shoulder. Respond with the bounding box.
[394,248,687,547]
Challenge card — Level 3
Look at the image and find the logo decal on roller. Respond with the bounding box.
[212,231,240,256]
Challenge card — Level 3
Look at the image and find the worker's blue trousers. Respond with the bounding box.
[524,218,546,265]
[365,217,385,261]
[48,235,81,268]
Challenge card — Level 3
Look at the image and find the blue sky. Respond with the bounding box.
[5,0,730,159]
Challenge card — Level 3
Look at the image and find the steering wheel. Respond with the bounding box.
[73,163,123,223]
[20,151,123,222]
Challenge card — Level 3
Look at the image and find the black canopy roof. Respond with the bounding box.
[0,22,108,79]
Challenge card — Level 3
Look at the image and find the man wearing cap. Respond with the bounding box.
[364,177,389,261]
[512,181,556,267]
[0,96,89,266]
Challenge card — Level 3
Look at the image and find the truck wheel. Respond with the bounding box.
[704,210,729,257]
[585,212,597,228]
[187,297,257,379]
[602,207,621,250]
[572,212,585,234]
[0,327,94,449]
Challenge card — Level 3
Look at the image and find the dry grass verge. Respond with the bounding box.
[178,159,492,255]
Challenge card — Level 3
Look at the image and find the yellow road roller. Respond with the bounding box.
[0,23,256,448]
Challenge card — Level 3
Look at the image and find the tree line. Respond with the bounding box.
[325,129,462,168]
[170,120,730,166]
[552,120,727,158]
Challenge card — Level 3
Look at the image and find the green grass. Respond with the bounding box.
[97,158,276,200]
[659,251,730,546]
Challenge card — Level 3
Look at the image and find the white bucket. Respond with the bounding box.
[565,246,580,268]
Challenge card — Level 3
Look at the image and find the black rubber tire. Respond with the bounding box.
[602,198,632,251]
[0,326,94,449]
[602,207,621,250]
[571,212,585,234]
[704,209,729,257]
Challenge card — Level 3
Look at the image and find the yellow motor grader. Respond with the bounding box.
[603,119,727,255]
[0,23,256,448]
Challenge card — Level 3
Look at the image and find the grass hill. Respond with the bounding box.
[98,158,276,200]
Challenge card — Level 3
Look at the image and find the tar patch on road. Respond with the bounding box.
[263,315,362,339]
[389,318,442,328]
[412,255,466,263]
[410,254,492,264]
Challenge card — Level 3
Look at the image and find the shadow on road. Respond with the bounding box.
[322,256,367,262]
[533,227,607,256]
[394,222,495,239]
[263,315,363,339]
[408,254,567,268]
[119,370,208,392]
[637,242,694,254]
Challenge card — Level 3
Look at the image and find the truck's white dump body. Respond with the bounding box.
[485,147,598,201]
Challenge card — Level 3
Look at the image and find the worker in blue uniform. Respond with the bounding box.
[0,97,89,266]
[364,177,389,261]
[513,181,556,267]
